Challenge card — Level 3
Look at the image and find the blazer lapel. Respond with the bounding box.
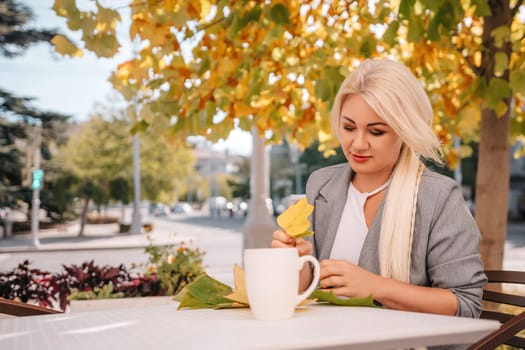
[358,200,385,274]
[316,166,352,260]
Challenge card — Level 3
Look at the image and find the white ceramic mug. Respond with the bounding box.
[244,248,320,321]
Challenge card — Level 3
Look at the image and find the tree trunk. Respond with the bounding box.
[475,0,512,270]
[476,109,510,269]
[120,203,126,223]
[79,197,90,237]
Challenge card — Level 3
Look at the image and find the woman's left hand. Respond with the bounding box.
[319,259,382,298]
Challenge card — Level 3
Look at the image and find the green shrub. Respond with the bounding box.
[143,238,206,296]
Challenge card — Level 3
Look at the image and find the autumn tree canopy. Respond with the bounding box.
[51,0,523,158]
[51,0,524,268]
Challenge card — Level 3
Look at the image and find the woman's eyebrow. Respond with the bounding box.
[367,122,388,127]
[341,116,388,127]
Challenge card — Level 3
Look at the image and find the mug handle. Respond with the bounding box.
[295,255,320,305]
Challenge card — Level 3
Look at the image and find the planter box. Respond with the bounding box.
[69,296,175,313]
[118,222,154,233]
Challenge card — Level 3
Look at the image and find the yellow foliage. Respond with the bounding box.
[52,0,78,18]
[224,265,249,305]
[458,105,480,128]
[51,34,83,57]
[52,0,525,163]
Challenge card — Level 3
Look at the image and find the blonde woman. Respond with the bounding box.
[272,59,486,320]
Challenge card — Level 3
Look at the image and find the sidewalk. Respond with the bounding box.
[0,222,189,253]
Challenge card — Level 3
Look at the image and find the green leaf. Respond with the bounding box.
[176,291,212,309]
[399,0,415,18]
[264,25,284,44]
[359,36,377,57]
[130,119,149,134]
[470,0,491,17]
[427,1,458,42]
[269,3,291,25]
[407,14,424,42]
[240,6,262,26]
[491,26,510,49]
[315,79,332,102]
[227,10,241,41]
[310,290,377,307]
[382,21,399,46]
[483,78,511,111]
[494,52,508,77]
[175,274,234,310]
[196,55,210,75]
[510,69,525,95]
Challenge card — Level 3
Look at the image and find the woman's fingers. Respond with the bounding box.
[319,275,342,289]
[271,229,296,248]
[272,229,294,244]
[295,238,313,256]
[319,259,347,280]
[271,231,313,256]
[271,239,293,248]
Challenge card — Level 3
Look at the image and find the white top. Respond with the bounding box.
[0,302,499,350]
[330,180,390,263]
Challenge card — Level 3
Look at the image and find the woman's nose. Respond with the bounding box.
[352,131,369,149]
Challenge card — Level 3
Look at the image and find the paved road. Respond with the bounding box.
[0,210,524,289]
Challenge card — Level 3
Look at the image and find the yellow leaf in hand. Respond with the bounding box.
[276,197,314,237]
[224,265,249,305]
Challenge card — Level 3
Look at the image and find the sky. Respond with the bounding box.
[0,0,252,155]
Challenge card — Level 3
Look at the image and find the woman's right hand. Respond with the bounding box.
[271,229,313,257]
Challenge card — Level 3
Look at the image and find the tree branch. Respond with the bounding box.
[198,17,227,32]
[455,46,482,76]
[510,0,523,18]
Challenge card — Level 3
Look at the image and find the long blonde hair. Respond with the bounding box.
[330,58,443,282]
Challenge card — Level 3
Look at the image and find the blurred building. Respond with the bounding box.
[509,141,525,221]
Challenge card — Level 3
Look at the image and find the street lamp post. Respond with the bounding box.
[128,40,143,235]
[30,123,42,246]
[129,132,142,235]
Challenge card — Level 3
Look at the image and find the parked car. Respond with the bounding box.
[171,202,193,214]
[149,203,170,217]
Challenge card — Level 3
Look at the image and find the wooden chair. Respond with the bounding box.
[467,270,525,350]
[0,298,62,317]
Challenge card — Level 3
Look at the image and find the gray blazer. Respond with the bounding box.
[305,163,487,321]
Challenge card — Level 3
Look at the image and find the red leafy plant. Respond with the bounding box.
[0,260,70,311]
[0,241,206,311]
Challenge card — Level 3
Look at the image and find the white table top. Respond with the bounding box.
[0,302,499,350]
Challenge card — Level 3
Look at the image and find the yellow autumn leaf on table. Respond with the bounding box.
[51,34,83,57]
[224,264,314,306]
[276,197,314,238]
[224,264,249,305]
